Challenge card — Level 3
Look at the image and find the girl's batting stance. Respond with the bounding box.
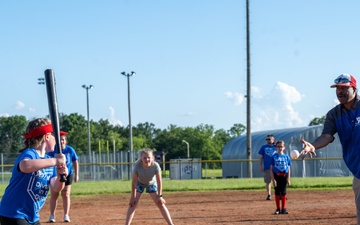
[0,118,68,225]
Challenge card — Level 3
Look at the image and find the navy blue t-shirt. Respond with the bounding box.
[323,96,360,179]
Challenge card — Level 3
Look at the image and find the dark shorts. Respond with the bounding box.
[65,174,74,186]
[136,183,158,193]
[0,216,40,225]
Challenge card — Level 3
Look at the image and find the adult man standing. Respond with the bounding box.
[258,134,277,200]
[301,74,360,224]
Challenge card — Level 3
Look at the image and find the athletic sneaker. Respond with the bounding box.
[281,209,289,214]
[48,215,55,222]
[64,214,71,222]
[266,195,271,200]
[274,209,280,215]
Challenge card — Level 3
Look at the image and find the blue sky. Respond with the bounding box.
[1,1,360,132]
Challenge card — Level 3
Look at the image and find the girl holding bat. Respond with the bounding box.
[125,148,174,225]
[0,118,68,225]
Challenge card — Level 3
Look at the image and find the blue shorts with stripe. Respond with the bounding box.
[136,183,158,193]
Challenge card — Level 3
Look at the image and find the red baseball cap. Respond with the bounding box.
[60,131,68,136]
[330,74,357,88]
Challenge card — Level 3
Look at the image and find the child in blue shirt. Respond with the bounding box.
[0,118,68,225]
[47,131,79,223]
[270,140,292,215]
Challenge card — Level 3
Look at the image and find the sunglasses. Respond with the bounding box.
[266,138,271,141]
[334,77,352,84]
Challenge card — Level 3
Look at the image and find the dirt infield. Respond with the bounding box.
[41,189,357,225]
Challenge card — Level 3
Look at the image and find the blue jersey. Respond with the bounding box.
[48,145,78,176]
[0,148,56,223]
[270,153,292,173]
[323,96,360,179]
[258,144,277,170]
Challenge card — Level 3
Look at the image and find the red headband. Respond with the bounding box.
[24,124,53,139]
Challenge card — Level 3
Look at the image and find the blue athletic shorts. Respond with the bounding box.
[136,183,158,193]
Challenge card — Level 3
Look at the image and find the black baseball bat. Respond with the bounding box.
[44,69,67,182]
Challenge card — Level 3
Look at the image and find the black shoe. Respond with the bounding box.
[274,209,280,215]
[266,195,271,200]
[281,209,289,214]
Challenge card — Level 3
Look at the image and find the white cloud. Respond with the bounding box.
[182,112,197,116]
[15,100,25,110]
[224,91,245,105]
[108,106,123,126]
[275,81,302,104]
[252,81,307,130]
[251,86,263,99]
[240,82,306,131]
[0,113,10,118]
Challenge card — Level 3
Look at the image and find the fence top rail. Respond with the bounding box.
[0,157,345,168]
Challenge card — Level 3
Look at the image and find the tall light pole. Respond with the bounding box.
[182,140,190,158]
[246,0,252,178]
[82,84,94,158]
[121,71,135,165]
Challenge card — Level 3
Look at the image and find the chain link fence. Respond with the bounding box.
[0,153,350,184]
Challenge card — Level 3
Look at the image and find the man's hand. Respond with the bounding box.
[300,139,316,159]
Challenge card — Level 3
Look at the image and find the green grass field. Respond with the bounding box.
[0,167,354,197]
[1,176,351,196]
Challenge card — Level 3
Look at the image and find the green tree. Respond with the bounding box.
[0,115,28,162]
[132,135,148,151]
[153,124,185,161]
[93,119,115,152]
[228,123,246,138]
[213,128,231,147]
[213,128,232,159]
[152,124,226,169]
[190,124,215,159]
[132,122,161,148]
[0,113,251,166]
[309,116,326,126]
[60,113,88,155]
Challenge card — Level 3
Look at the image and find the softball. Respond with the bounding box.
[290,150,300,159]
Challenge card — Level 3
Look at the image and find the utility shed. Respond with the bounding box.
[222,125,351,178]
